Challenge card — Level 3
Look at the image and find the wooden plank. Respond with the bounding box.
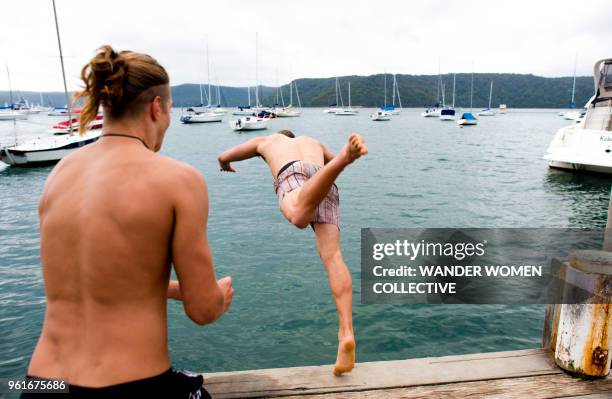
[279,373,612,399]
[203,349,568,398]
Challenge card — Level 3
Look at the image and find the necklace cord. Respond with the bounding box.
[100,133,150,149]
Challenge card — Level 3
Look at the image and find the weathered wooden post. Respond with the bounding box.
[549,190,612,378]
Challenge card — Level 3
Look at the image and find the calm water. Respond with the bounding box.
[1,109,611,378]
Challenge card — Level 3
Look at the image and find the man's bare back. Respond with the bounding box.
[30,142,180,386]
[27,46,232,395]
[255,134,331,177]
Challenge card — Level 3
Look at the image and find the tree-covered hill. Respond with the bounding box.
[0,73,594,109]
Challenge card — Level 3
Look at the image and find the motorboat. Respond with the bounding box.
[324,105,342,113]
[233,106,255,116]
[421,106,440,117]
[499,104,508,114]
[562,110,585,121]
[48,107,73,116]
[457,112,478,126]
[543,58,612,174]
[370,110,391,121]
[1,130,101,166]
[180,108,224,123]
[52,115,103,134]
[440,108,456,121]
[229,116,269,131]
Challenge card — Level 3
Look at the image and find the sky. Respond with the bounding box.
[1,0,611,92]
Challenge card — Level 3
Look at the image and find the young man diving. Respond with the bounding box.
[217,131,368,375]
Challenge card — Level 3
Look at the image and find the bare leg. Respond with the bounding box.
[281,134,368,228]
[314,223,355,375]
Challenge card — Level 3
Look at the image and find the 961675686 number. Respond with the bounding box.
[6,378,68,393]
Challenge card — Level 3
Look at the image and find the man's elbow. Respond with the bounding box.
[184,292,225,326]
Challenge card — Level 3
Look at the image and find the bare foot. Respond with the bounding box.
[339,134,368,165]
[333,335,356,376]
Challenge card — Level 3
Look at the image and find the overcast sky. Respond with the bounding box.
[1,0,611,92]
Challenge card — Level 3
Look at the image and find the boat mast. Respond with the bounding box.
[470,61,474,111]
[6,65,16,131]
[383,73,387,107]
[52,0,72,132]
[294,82,301,108]
[441,83,446,107]
[452,74,456,108]
[335,77,339,106]
[247,86,251,107]
[206,35,211,107]
[570,54,577,110]
[395,75,403,109]
[255,32,259,108]
[348,82,351,109]
[488,81,493,109]
[392,74,396,107]
[289,80,293,106]
[5,65,13,110]
[436,57,441,105]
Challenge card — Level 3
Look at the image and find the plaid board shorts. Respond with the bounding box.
[273,160,340,228]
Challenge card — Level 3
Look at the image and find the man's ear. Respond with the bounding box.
[151,96,162,121]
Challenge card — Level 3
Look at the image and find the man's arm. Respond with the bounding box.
[217,136,266,172]
[321,143,335,165]
[170,165,233,325]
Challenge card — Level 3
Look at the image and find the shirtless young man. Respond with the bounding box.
[217,131,368,375]
[22,46,233,398]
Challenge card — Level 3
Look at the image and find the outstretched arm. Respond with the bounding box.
[218,136,266,172]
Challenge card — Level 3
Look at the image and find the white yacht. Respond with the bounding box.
[544,58,612,174]
[180,108,224,123]
[1,130,101,166]
[324,77,343,113]
[439,74,457,121]
[335,82,357,116]
[421,107,440,117]
[370,110,391,121]
[229,116,268,131]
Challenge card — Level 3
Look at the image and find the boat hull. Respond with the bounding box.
[0,112,28,121]
[1,134,100,166]
[180,112,224,123]
[544,125,612,175]
[229,117,269,131]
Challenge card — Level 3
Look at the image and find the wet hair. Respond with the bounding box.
[277,129,295,138]
[74,45,170,135]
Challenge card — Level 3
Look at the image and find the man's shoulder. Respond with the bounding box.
[153,155,206,187]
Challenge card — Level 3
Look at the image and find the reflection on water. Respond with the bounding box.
[544,169,612,228]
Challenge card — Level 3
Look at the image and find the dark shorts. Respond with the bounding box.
[20,368,210,399]
[273,160,340,228]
